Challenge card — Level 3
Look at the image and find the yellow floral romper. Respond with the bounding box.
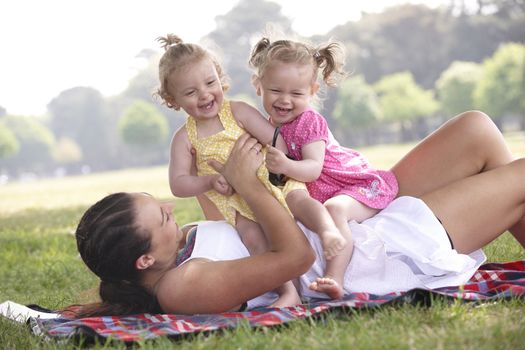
[186,100,304,225]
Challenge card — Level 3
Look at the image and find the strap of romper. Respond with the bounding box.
[268,127,287,186]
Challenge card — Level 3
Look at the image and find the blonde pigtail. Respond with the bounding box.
[156,34,183,51]
[316,42,346,87]
[249,37,272,70]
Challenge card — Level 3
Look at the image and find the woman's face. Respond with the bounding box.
[132,193,184,266]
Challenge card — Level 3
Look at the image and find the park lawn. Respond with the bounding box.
[1,133,525,349]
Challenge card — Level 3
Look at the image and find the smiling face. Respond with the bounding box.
[166,57,224,121]
[256,61,319,126]
[132,193,183,269]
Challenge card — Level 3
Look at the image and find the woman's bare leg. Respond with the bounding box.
[392,111,514,197]
[421,158,525,254]
[392,110,525,247]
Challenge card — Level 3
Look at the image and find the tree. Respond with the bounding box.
[448,0,525,17]
[120,50,187,136]
[123,49,160,102]
[329,5,452,89]
[53,137,82,164]
[436,61,482,118]
[118,100,169,147]
[47,87,113,170]
[0,115,56,175]
[474,42,525,127]
[332,75,381,146]
[205,0,293,102]
[325,3,524,94]
[374,72,439,141]
[0,122,19,158]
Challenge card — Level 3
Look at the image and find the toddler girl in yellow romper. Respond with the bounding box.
[156,34,344,307]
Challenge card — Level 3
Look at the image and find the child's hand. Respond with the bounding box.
[212,174,234,196]
[265,145,290,175]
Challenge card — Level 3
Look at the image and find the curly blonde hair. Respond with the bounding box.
[154,34,229,109]
[249,37,346,88]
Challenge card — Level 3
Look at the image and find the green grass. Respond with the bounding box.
[1,133,525,349]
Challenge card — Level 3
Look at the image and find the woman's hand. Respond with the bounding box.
[208,134,264,195]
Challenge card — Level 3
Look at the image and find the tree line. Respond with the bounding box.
[0,0,523,180]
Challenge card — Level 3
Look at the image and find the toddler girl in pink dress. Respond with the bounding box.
[250,37,398,299]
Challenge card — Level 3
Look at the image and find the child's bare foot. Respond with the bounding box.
[309,277,344,300]
[270,287,302,308]
[320,230,347,260]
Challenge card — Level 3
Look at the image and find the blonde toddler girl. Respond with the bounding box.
[249,37,399,299]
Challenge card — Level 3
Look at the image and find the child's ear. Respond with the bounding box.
[136,254,155,270]
[251,74,262,96]
[165,95,180,110]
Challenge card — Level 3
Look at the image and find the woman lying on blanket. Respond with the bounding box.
[74,111,525,316]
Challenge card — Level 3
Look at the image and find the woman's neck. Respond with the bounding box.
[141,238,187,295]
[141,260,177,296]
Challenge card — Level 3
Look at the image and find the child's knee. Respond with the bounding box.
[325,196,377,222]
[285,189,309,208]
[235,217,267,254]
[323,199,347,218]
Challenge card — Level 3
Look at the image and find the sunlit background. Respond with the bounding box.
[1,0,451,116]
[0,0,523,183]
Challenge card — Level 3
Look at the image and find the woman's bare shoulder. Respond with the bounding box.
[155,258,211,314]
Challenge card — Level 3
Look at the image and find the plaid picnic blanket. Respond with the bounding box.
[29,260,525,343]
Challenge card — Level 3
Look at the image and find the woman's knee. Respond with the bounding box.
[455,110,510,165]
[454,110,499,138]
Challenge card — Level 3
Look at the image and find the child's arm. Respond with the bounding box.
[230,100,288,153]
[266,140,325,182]
[169,127,223,197]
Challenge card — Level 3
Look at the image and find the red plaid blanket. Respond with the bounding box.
[30,260,525,343]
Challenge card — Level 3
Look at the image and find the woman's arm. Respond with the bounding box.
[168,127,220,197]
[159,134,316,314]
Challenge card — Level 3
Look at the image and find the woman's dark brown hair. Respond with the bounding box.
[73,192,162,317]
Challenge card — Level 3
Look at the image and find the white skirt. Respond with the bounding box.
[298,196,486,299]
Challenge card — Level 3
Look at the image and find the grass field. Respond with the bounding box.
[1,132,525,349]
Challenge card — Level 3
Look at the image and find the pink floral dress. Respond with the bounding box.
[278,109,398,209]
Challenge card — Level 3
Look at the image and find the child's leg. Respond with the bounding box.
[310,195,378,299]
[330,196,380,223]
[270,280,301,308]
[286,189,346,259]
[235,213,300,307]
[235,213,268,255]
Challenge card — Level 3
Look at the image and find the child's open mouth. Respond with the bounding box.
[274,106,291,115]
[200,101,214,110]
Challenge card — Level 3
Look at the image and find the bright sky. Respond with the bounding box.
[0,0,452,116]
